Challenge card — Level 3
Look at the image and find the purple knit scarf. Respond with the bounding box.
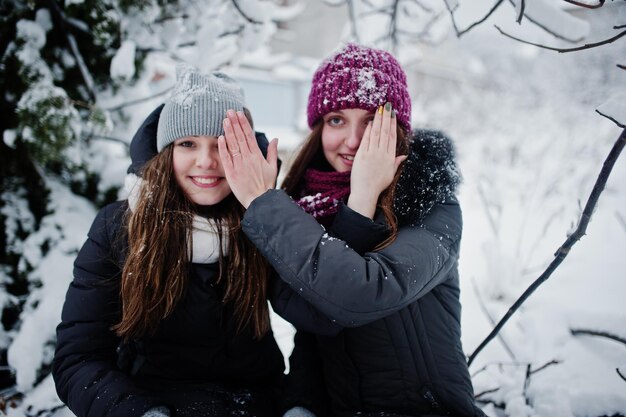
[296,169,351,227]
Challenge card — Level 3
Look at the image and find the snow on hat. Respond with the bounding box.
[307,43,411,132]
[156,63,245,151]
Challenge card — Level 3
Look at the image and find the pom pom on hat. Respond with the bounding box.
[306,43,411,132]
[156,63,245,151]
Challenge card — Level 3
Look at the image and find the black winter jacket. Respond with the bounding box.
[242,131,485,417]
[53,143,285,417]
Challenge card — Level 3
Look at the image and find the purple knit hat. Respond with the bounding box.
[307,43,411,132]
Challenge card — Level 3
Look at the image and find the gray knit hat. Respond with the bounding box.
[156,63,245,151]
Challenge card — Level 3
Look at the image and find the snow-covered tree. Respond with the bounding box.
[0,1,294,414]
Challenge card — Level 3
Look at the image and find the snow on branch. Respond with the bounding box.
[468,128,626,366]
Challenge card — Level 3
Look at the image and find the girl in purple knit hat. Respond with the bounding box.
[219,44,485,417]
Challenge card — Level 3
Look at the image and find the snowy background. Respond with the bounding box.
[1,1,625,416]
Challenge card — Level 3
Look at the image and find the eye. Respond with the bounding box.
[176,140,195,148]
[326,116,343,127]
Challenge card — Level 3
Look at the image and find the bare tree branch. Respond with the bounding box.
[530,359,561,375]
[596,109,626,129]
[564,0,605,9]
[616,211,626,233]
[495,25,626,53]
[470,276,517,361]
[446,0,506,37]
[106,87,173,112]
[347,0,360,42]
[506,0,585,43]
[468,128,626,366]
[618,64,626,70]
[475,387,499,399]
[570,328,626,346]
[231,0,263,24]
[617,368,626,383]
[516,0,526,24]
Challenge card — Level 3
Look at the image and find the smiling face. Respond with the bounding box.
[321,108,375,172]
[172,135,232,206]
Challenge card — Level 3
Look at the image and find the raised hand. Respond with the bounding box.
[218,110,278,208]
[347,102,407,219]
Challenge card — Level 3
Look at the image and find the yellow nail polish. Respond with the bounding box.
[378,106,383,115]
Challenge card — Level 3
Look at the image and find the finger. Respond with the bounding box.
[388,108,398,154]
[223,116,240,156]
[227,110,251,155]
[380,102,392,151]
[236,111,259,156]
[218,136,234,173]
[394,155,408,172]
[360,120,373,153]
[267,138,278,169]
[369,105,383,149]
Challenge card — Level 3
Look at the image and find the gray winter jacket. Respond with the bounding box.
[242,131,485,417]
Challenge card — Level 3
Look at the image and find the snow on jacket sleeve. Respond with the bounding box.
[242,190,462,327]
[53,202,162,417]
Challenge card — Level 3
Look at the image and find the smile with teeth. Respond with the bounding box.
[341,155,355,161]
[191,176,222,186]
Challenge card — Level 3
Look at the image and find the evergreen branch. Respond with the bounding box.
[468,128,626,366]
[89,135,130,148]
[494,25,626,53]
[570,328,626,346]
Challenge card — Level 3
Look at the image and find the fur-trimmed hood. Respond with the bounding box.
[394,129,461,226]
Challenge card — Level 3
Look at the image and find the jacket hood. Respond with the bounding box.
[394,129,461,226]
[128,104,275,175]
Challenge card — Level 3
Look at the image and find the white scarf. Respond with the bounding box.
[124,174,228,264]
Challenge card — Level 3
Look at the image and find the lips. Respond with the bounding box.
[190,176,223,188]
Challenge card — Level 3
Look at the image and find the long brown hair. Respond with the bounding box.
[113,145,271,341]
[282,120,409,248]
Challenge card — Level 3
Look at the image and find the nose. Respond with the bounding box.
[195,147,218,170]
[345,125,364,150]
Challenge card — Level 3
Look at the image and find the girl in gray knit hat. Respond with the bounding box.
[53,64,283,417]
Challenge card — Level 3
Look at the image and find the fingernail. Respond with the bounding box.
[227,110,235,117]
[384,102,391,112]
[236,110,244,117]
[378,106,383,115]
[224,118,231,126]
[392,109,396,118]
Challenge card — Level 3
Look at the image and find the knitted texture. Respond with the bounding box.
[307,43,411,132]
[296,168,351,228]
[157,63,245,151]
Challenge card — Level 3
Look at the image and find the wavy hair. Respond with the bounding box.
[113,145,270,341]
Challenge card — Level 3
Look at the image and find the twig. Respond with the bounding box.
[470,276,517,360]
[618,64,626,70]
[475,387,499,399]
[447,0,506,37]
[564,0,605,8]
[596,109,626,128]
[523,363,531,402]
[89,135,130,148]
[617,368,626,383]
[106,87,173,112]
[616,212,626,233]
[495,25,626,53]
[468,128,626,366]
[516,0,525,24]
[231,0,262,24]
[570,328,626,346]
[530,359,561,375]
